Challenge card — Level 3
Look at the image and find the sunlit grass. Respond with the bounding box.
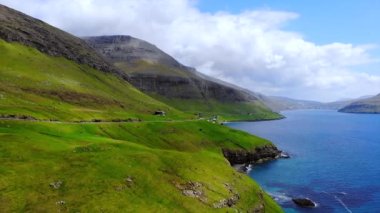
[0,120,282,212]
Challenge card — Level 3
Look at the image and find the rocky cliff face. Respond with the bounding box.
[127,74,254,101]
[0,5,121,76]
[84,35,260,103]
[84,35,184,69]
[222,145,282,165]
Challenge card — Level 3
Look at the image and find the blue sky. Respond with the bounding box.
[197,0,380,45]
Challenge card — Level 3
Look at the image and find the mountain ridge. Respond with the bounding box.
[0,5,124,77]
[339,94,380,113]
[84,35,281,121]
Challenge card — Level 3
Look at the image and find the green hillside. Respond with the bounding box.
[152,95,282,121]
[0,39,283,212]
[0,39,185,121]
[0,119,282,212]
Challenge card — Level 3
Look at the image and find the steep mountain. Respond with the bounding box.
[0,4,282,212]
[339,94,380,113]
[85,35,281,121]
[0,4,183,121]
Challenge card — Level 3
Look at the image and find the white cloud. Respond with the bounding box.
[1,0,380,101]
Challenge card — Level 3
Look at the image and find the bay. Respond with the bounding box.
[227,110,380,213]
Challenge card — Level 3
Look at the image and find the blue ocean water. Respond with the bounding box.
[227,110,380,213]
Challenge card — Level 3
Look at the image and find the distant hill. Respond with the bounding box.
[259,95,324,112]
[339,94,380,113]
[258,95,373,112]
[85,35,281,121]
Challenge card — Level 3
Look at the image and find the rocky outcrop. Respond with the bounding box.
[212,183,241,208]
[49,180,63,189]
[222,145,282,165]
[153,111,166,116]
[0,5,122,76]
[0,114,36,120]
[175,181,207,203]
[292,198,316,208]
[175,180,242,209]
[115,176,135,191]
[56,200,66,206]
[213,194,240,208]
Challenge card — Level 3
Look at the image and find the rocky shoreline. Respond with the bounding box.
[223,145,320,209]
[222,144,288,166]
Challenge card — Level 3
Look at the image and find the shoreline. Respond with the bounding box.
[223,115,286,123]
[222,144,288,168]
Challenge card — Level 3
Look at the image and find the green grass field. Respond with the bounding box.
[150,95,284,122]
[0,120,282,212]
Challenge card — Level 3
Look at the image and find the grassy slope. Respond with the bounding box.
[0,120,282,212]
[0,39,187,121]
[0,40,283,212]
[152,95,283,122]
[118,62,283,121]
[115,60,191,77]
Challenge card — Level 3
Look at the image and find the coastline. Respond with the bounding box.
[223,115,286,124]
[223,118,295,210]
[222,114,288,173]
[230,110,380,212]
[222,144,284,166]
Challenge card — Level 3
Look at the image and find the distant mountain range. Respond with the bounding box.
[257,95,374,112]
[258,96,324,111]
[339,94,380,113]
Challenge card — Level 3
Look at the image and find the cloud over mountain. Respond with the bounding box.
[2,0,379,101]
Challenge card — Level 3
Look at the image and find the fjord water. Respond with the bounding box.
[227,110,380,213]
